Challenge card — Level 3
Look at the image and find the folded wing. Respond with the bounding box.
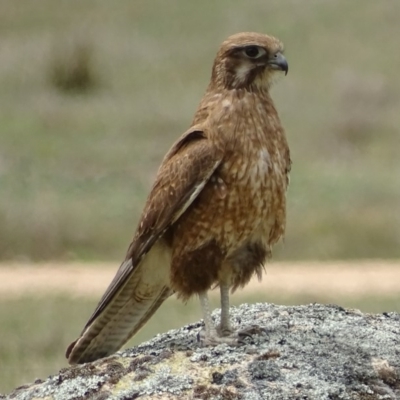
[66,128,223,364]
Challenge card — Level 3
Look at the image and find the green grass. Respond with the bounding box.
[1,293,399,394]
[0,0,399,261]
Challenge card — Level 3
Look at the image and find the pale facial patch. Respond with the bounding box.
[233,62,253,86]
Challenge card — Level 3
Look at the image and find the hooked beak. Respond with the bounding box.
[268,52,288,75]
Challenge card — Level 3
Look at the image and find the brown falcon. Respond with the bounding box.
[66,32,291,364]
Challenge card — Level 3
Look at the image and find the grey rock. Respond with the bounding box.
[3,303,400,399]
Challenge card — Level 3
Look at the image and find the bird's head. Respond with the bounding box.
[211,32,288,91]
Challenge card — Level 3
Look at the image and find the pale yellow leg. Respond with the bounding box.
[218,282,234,336]
[198,290,238,346]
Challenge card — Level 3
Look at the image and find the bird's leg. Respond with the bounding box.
[217,282,235,336]
[198,291,238,346]
[198,291,218,339]
[218,281,264,340]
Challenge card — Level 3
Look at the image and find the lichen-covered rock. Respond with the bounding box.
[3,303,400,399]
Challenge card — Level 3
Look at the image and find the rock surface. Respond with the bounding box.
[3,303,400,400]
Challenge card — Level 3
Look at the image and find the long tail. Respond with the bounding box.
[66,241,172,364]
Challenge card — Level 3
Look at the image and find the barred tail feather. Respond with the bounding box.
[67,241,172,364]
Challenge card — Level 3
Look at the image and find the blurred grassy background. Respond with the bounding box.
[1,0,400,394]
[1,0,400,261]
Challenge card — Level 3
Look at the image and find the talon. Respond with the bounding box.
[198,329,242,347]
[216,324,235,337]
[237,330,253,339]
[237,325,264,338]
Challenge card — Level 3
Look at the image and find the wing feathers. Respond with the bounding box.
[80,128,221,330]
[67,127,223,364]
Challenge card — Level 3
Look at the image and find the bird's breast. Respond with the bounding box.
[173,92,290,259]
[213,138,288,251]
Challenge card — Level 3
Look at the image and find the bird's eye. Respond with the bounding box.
[243,46,265,59]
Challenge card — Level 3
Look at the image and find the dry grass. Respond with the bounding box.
[1,261,399,299]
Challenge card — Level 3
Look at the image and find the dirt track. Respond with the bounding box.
[0,260,398,299]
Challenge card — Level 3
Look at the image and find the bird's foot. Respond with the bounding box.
[217,323,264,339]
[236,324,265,339]
[197,329,241,347]
[198,325,264,346]
[216,323,235,337]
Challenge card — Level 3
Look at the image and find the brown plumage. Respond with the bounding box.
[66,32,291,364]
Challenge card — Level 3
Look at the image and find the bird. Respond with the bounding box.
[66,32,291,365]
